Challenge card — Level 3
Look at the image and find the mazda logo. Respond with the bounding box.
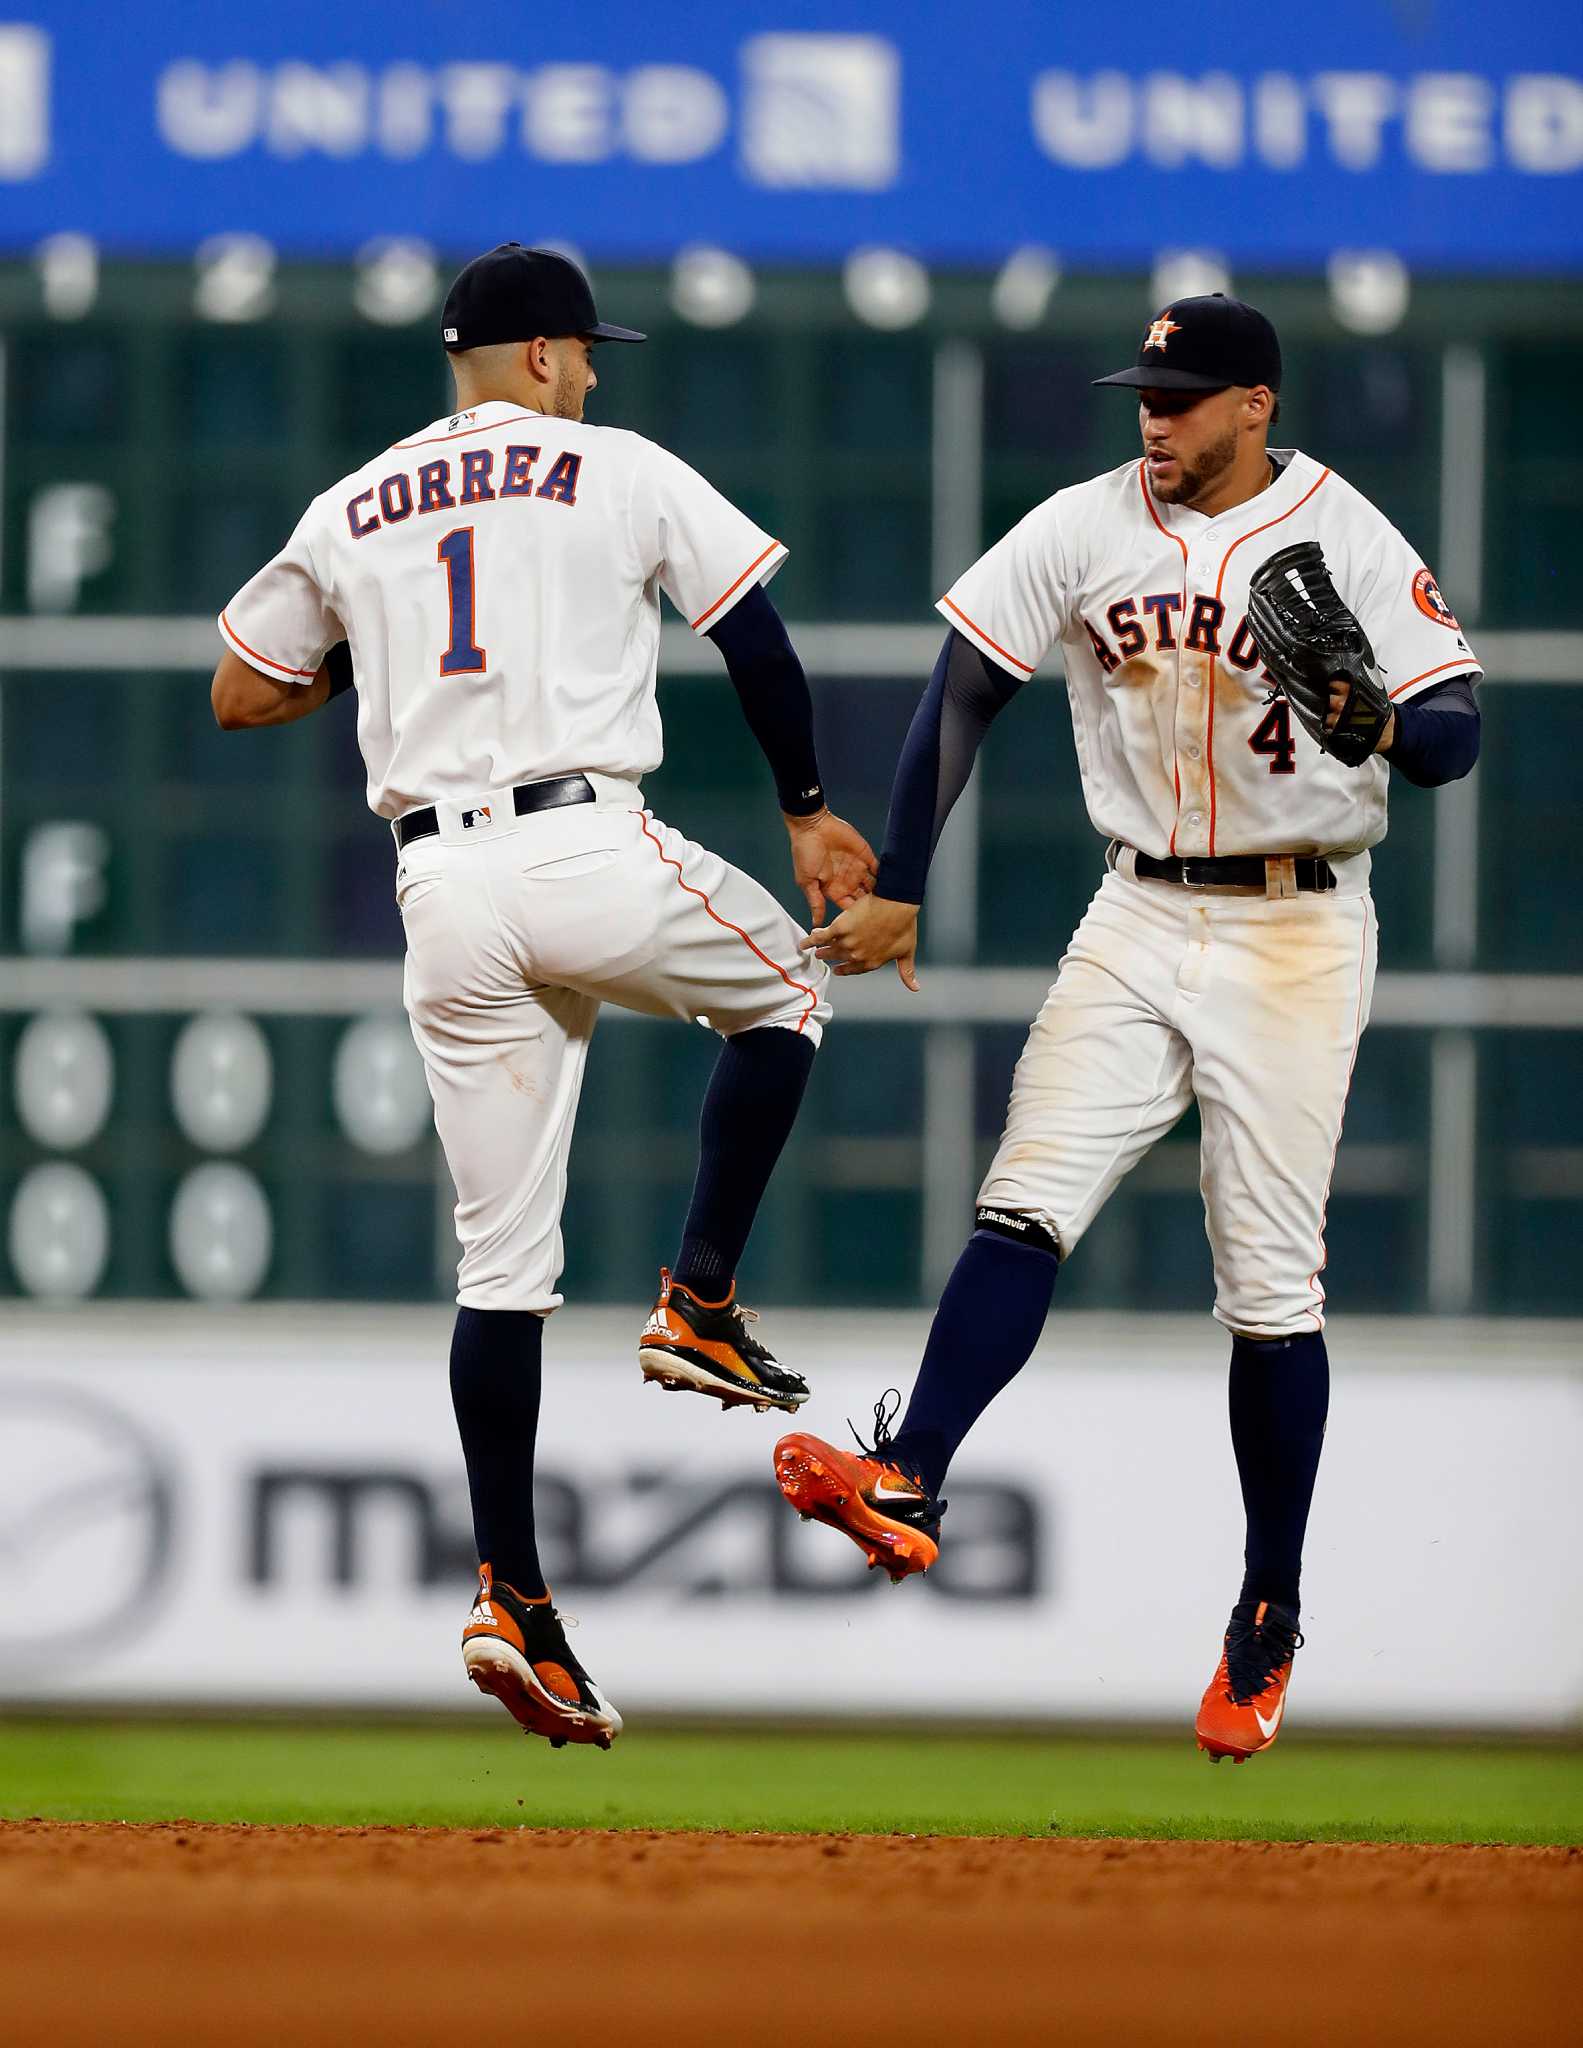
[0,1384,176,1670]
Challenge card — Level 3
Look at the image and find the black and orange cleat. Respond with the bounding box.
[1195,1598,1303,1763]
[461,1566,622,1750]
[773,1391,944,1585]
[638,1268,809,1414]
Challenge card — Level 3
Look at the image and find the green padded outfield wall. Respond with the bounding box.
[1,266,1578,1308]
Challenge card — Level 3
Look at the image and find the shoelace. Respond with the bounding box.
[849,1387,903,1456]
[845,1390,946,1521]
[535,1606,589,1679]
[728,1300,770,1350]
[1224,1607,1304,1705]
[721,1298,808,1384]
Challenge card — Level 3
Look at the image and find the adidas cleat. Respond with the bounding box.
[462,1566,622,1750]
[638,1268,809,1414]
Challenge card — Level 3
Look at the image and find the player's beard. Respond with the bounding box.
[1155,420,1240,506]
[554,362,584,420]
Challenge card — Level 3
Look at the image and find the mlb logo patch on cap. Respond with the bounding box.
[440,244,646,352]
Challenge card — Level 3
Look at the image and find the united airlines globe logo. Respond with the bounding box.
[0,1386,176,1669]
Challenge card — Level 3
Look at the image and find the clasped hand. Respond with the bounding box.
[804,892,921,992]
[783,807,879,926]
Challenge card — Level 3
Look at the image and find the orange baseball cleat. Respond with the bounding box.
[1195,1598,1303,1763]
[638,1268,810,1414]
[773,1392,945,1584]
[462,1566,622,1749]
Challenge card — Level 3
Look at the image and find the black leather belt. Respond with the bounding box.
[1124,846,1337,893]
[394,774,596,849]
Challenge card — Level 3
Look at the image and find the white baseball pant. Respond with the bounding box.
[396,781,831,1313]
[977,862,1377,1336]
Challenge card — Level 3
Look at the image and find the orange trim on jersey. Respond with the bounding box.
[937,595,1038,676]
[1305,895,1373,1329]
[636,812,820,1033]
[219,610,318,680]
[1207,468,1332,855]
[1388,658,1476,701]
[1137,465,1190,853]
[393,411,546,450]
[690,542,784,631]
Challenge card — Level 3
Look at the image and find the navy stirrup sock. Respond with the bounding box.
[674,1026,817,1297]
[888,1227,1060,1499]
[1228,1330,1330,1615]
[450,1306,547,1599]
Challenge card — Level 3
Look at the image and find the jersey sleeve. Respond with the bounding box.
[1344,518,1482,706]
[218,503,342,685]
[936,497,1070,682]
[632,441,787,635]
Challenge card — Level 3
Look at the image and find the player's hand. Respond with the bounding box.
[1328,680,1395,754]
[805,893,920,991]
[783,808,877,926]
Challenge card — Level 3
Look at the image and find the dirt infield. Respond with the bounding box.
[2,1822,1577,2046]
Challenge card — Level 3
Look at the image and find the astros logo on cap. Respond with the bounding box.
[1144,314,1181,351]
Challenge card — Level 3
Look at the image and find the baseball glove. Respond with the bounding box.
[1245,540,1392,768]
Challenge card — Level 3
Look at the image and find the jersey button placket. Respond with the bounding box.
[1173,548,1212,857]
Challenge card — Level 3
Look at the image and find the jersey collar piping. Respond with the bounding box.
[1143,446,1316,537]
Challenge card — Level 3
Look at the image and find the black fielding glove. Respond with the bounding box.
[1246,540,1393,768]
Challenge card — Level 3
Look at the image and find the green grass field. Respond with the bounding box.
[3,1721,1580,1844]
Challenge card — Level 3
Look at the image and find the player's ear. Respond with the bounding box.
[1246,385,1275,431]
[525,337,551,385]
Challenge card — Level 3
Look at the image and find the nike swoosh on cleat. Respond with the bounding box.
[1254,1698,1285,1740]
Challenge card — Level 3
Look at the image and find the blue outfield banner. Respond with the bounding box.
[0,0,1580,268]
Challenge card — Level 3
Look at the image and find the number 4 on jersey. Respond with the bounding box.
[437,527,487,675]
[1249,694,1296,774]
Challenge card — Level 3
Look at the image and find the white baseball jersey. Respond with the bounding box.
[940,449,1481,860]
[218,399,786,819]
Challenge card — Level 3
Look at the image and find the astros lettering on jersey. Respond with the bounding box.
[939,450,1481,861]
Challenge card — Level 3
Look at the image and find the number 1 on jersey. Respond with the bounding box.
[437,527,487,676]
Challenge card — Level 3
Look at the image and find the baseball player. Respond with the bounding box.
[210,245,875,1749]
[774,295,1482,1761]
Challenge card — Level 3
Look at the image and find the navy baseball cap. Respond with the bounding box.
[1093,294,1281,393]
[442,245,646,352]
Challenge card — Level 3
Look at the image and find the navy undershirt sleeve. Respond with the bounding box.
[875,629,1029,904]
[706,583,825,816]
[324,642,354,699]
[1386,673,1481,788]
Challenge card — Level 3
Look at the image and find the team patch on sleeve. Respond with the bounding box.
[1411,567,1460,630]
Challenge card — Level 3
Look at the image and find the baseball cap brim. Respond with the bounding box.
[1092,365,1233,390]
[587,321,647,344]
